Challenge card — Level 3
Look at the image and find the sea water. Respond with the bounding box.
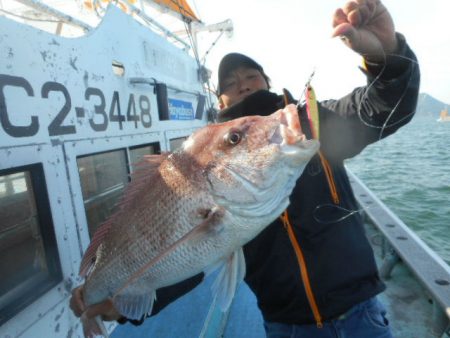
[346,113,450,265]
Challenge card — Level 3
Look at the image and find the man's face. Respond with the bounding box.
[219,66,269,109]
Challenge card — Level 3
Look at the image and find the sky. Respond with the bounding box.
[191,0,450,105]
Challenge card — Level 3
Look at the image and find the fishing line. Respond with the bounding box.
[295,68,316,108]
[295,34,419,141]
[312,203,375,225]
[356,42,419,140]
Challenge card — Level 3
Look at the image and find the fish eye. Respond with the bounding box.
[224,130,242,146]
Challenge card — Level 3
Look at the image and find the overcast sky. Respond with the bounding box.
[192,0,450,105]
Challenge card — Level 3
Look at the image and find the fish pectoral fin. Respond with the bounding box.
[211,248,246,312]
[196,206,226,235]
[113,290,156,320]
[112,207,225,319]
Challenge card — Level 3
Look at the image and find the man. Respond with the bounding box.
[70,0,420,337]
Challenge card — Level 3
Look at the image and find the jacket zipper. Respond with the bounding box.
[280,211,323,328]
[318,152,340,204]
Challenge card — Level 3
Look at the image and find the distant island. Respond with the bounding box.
[417,93,450,119]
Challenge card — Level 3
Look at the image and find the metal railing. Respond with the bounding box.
[348,170,450,337]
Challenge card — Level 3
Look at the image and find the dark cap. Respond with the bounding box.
[217,53,268,96]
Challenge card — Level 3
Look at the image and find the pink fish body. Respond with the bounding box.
[78,104,320,337]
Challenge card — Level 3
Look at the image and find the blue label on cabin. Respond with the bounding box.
[168,99,194,120]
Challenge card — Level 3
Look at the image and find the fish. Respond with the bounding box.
[77,104,320,337]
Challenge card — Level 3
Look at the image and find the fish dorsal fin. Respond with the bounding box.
[117,154,169,211]
[114,291,156,320]
[79,217,115,277]
[130,153,169,182]
[211,248,246,312]
[79,154,168,277]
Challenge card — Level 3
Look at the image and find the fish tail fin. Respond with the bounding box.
[81,314,109,338]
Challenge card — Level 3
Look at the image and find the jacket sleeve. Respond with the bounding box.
[318,33,420,161]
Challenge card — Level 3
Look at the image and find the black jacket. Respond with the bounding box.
[125,33,420,326]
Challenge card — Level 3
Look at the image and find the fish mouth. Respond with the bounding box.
[269,105,320,157]
[270,105,306,146]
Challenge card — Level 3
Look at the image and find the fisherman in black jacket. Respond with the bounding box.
[70,0,420,336]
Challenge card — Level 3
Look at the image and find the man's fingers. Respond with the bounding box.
[335,0,378,28]
[342,1,359,16]
[70,286,122,322]
[332,0,396,61]
[347,9,361,26]
[332,8,355,39]
[365,0,377,14]
[69,287,85,317]
[332,8,348,29]
[83,299,114,319]
[83,298,122,321]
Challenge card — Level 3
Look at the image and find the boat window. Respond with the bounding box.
[77,150,128,237]
[129,143,160,171]
[169,137,187,151]
[0,165,62,325]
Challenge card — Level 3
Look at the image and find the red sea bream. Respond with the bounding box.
[78,104,320,337]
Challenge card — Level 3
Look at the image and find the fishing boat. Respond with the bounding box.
[437,108,450,122]
[0,1,449,338]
